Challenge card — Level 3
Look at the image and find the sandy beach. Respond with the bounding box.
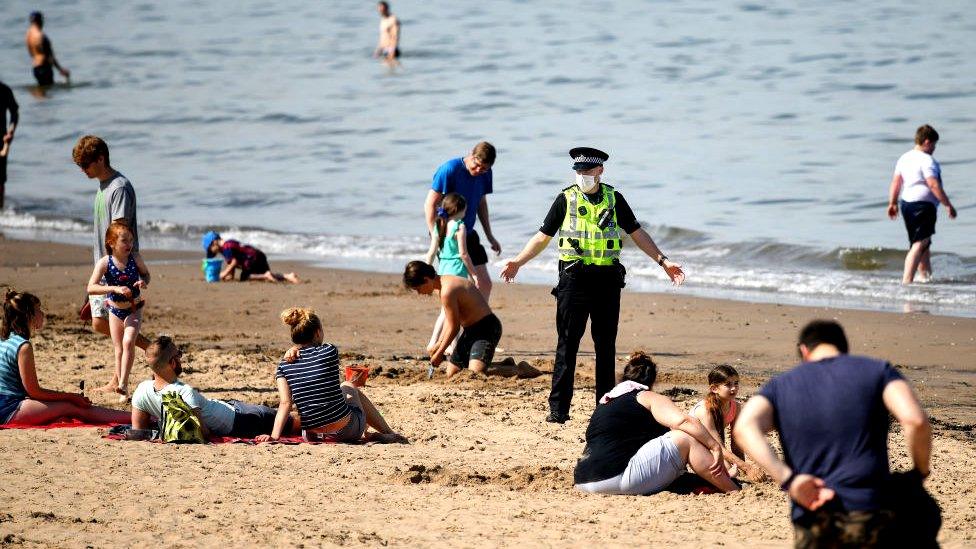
[0,237,974,547]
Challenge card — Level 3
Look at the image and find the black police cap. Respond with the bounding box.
[569,147,609,171]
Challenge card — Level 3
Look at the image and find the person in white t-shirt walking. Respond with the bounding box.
[886,124,958,284]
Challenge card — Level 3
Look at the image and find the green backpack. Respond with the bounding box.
[160,392,206,444]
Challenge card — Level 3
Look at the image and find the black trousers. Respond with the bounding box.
[549,267,622,416]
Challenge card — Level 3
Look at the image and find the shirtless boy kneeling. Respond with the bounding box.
[404,261,502,378]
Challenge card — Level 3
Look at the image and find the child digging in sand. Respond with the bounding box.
[86,221,149,402]
[201,231,299,283]
[0,289,130,426]
[689,365,766,482]
[257,307,406,444]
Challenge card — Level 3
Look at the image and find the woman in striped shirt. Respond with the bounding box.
[256,307,406,444]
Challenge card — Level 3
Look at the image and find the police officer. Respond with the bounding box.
[500,147,685,423]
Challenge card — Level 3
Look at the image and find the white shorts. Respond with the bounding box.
[89,294,109,319]
[575,432,685,495]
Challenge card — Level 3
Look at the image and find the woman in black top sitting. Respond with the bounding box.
[574,351,740,495]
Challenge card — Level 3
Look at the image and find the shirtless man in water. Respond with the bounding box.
[25,12,70,87]
[404,261,502,377]
[373,2,401,63]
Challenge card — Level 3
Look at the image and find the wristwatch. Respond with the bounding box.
[657,255,668,267]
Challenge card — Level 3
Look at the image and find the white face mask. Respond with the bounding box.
[575,173,599,193]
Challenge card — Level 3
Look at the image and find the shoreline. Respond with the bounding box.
[1,236,975,546]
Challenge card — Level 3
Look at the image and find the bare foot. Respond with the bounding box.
[373,432,409,444]
[116,386,130,403]
[94,382,118,393]
[284,273,300,284]
[445,363,462,378]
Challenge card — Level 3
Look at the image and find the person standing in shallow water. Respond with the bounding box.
[501,147,684,424]
[886,124,958,284]
[373,1,401,65]
[25,12,70,87]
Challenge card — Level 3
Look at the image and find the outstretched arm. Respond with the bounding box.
[643,392,726,477]
[19,343,88,406]
[734,396,835,510]
[629,228,684,285]
[430,291,461,366]
[883,379,931,478]
[500,232,552,282]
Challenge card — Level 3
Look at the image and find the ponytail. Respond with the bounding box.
[2,288,41,340]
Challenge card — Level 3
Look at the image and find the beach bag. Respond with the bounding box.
[160,392,205,443]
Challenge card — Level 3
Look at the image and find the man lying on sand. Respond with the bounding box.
[130,336,300,439]
[404,261,503,378]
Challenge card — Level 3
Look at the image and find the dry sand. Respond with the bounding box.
[0,237,974,547]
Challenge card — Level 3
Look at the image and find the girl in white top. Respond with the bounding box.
[690,365,766,482]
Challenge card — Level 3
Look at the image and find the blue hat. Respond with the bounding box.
[201,231,220,257]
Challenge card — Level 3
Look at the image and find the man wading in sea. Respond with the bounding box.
[373,1,401,65]
[25,12,70,87]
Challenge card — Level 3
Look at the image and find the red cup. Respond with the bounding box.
[344,365,369,387]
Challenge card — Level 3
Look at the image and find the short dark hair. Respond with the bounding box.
[403,261,436,288]
[915,124,939,145]
[29,11,43,26]
[622,350,657,387]
[798,320,849,354]
[378,1,390,10]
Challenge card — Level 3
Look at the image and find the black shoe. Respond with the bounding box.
[545,411,569,424]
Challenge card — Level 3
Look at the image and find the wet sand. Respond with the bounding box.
[1,237,974,547]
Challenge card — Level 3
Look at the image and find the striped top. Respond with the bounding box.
[275,343,350,430]
[0,334,29,399]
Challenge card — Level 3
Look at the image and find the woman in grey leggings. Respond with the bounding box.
[573,351,740,495]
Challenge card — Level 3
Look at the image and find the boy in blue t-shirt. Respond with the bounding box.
[424,141,500,299]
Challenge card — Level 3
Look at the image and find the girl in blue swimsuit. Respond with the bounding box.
[87,221,151,402]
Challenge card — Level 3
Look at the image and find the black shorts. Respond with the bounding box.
[450,313,502,368]
[900,200,937,244]
[0,153,6,184]
[33,65,54,86]
[227,400,278,438]
[467,230,489,267]
[240,251,271,281]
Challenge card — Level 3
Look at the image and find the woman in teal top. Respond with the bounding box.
[1,289,130,425]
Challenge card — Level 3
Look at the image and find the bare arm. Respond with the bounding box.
[257,377,294,442]
[220,258,238,281]
[18,343,87,405]
[389,18,400,50]
[424,190,444,234]
[500,231,552,282]
[86,258,127,297]
[925,177,956,218]
[430,290,461,365]
[734,395,835,510]
[887,173,904,219]
[883,379,931,477]
[640,391,725,476]
[131,407,153,429]
[134,253,151,287]
[629,228,685,285]
[456,228,478,281]
[425,228,439,266]
[692,404,751,472]
[477,196,501,255]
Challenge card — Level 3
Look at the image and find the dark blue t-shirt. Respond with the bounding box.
[758,354,903,522]
[431,157,492,232]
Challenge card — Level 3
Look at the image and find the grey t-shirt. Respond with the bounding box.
[131,379,236,436]
[93,171,138,264]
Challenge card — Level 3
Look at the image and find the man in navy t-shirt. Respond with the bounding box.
[424,141,501,298]
[735,320,936,548]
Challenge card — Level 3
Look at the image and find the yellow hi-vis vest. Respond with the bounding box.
[557,183,622,266]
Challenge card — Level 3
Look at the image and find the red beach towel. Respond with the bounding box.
[0,418,123,430]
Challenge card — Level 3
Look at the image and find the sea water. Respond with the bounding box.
[0,0,973,316]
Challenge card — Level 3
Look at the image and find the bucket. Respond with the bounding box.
[202,258,223,282]
[344,365,370,387]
